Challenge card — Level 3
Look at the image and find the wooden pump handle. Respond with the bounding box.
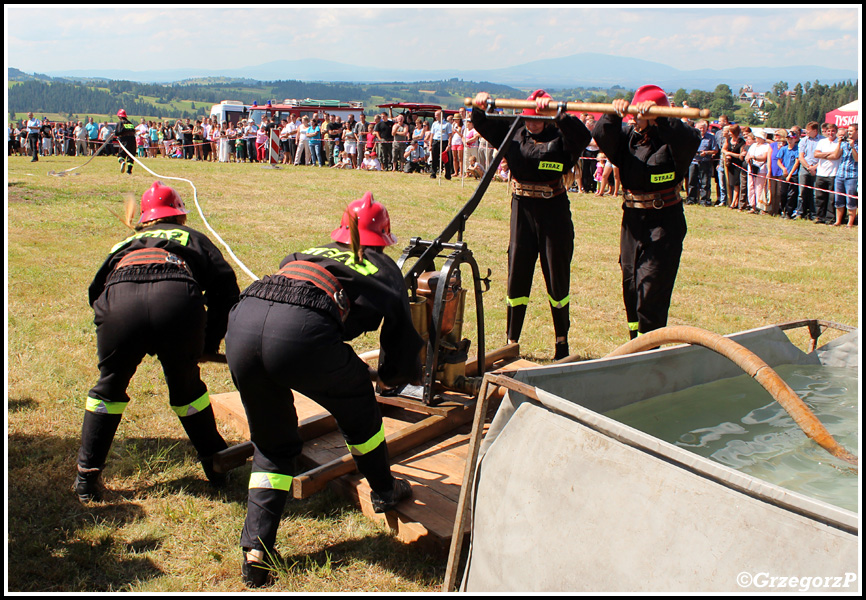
[464,97,710,119]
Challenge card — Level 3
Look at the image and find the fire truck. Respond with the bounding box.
[211,98,366,126]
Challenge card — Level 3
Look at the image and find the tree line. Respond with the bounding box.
[764,80,857,128]
[9,80,199,120]
[8,75,857,128]
[8,77,526,120]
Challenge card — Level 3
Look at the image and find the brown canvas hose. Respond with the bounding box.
[601,325,857,467]
[464,97,710,119]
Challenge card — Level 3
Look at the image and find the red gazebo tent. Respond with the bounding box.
[825,100,858,128]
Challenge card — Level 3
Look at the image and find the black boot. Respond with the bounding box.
[554,341,570,361]
[179,404,229,485]
[370,477,412,513]
[242,547,282,588]
[73,468,104,503]
[200,455,228,488]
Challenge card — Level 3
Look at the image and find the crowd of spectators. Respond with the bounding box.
[709,118,858,227]
[9,108,857,228]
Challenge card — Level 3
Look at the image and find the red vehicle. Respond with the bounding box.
[247,98,365,125]
[377,102,459,123]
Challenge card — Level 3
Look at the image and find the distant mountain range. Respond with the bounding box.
[19,53,859,91]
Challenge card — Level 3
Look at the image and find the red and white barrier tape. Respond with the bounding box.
[726,161,858,199]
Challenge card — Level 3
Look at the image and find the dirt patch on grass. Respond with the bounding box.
[7,183,53,204]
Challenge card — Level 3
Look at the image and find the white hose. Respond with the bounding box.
[117,143,259,282]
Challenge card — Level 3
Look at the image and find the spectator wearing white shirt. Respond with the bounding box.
[74,121,87,156]
[813,123,842,224]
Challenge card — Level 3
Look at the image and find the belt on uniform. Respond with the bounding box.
[622,187,682,209]
[115,247,191,273]
[511,180,567,199]
[276,260,350,322]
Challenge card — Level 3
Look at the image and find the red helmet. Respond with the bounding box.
[631,85,670,108]
[523,89,551,116]
[117,109,127,118]
[139,181,188,223]
[330,192,397,247]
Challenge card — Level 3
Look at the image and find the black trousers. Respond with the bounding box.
[506,194,574,342]
[119,137,136,167]
[688,161,713,204]
[779,179,799,216]
[430,139,452,178]
[814,176,836,223]
[225,298,394,552]
[581,150,598,193]
[619,205,687,339]
[28,134,40,160]
[79,279,226,471]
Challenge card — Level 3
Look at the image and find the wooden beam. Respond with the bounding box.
[291,404,474,499]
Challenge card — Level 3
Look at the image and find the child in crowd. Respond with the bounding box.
[332,151,353,169]
[493,158,510,182]
[594,153,606,186]
[595,152,621,197]
[360,151,382,171]
[465,155,483,179]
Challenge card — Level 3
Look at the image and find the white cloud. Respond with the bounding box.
[5,6,859,75]
[816,34,857,52]
[795,9,859,32]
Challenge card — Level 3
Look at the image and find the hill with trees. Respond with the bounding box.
[764,80,857,128]
[8,69,857,129]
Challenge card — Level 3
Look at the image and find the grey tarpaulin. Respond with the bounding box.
[461,325,859,593]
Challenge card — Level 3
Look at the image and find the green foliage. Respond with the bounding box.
[9,80,198,120]
[8,77,527,123]
[708,84,738,117]
[766,79,857,128]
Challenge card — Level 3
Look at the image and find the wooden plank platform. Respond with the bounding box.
[210,358,538,548]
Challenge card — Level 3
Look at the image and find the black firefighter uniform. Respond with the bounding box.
[471,105,591,343]
[225,242,423,553]
[79,222,240,476]
[592,114,701,338]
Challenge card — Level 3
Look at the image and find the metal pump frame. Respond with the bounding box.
[397,111,532,404]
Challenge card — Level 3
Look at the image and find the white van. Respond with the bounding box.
[210,100,252,126]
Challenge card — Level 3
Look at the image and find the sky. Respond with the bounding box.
[4,4,862,76]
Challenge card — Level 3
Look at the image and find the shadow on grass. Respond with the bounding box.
[8,428,444,591]
[276,533,447,589]
[8,396,39,412]
[7,431,165,591]
[6,431,248,592]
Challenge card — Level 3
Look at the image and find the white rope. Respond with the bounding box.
[118,142,260,282]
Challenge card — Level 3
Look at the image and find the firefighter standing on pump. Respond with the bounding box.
[224,193,422,588]
[116,109,136,174]
[75,181,240,502]
[592,85,701,340]
[471,90,591,360]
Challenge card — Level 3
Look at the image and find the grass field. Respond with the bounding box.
[6,153,860,591]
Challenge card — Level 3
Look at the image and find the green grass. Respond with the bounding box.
[6,153,859,591]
